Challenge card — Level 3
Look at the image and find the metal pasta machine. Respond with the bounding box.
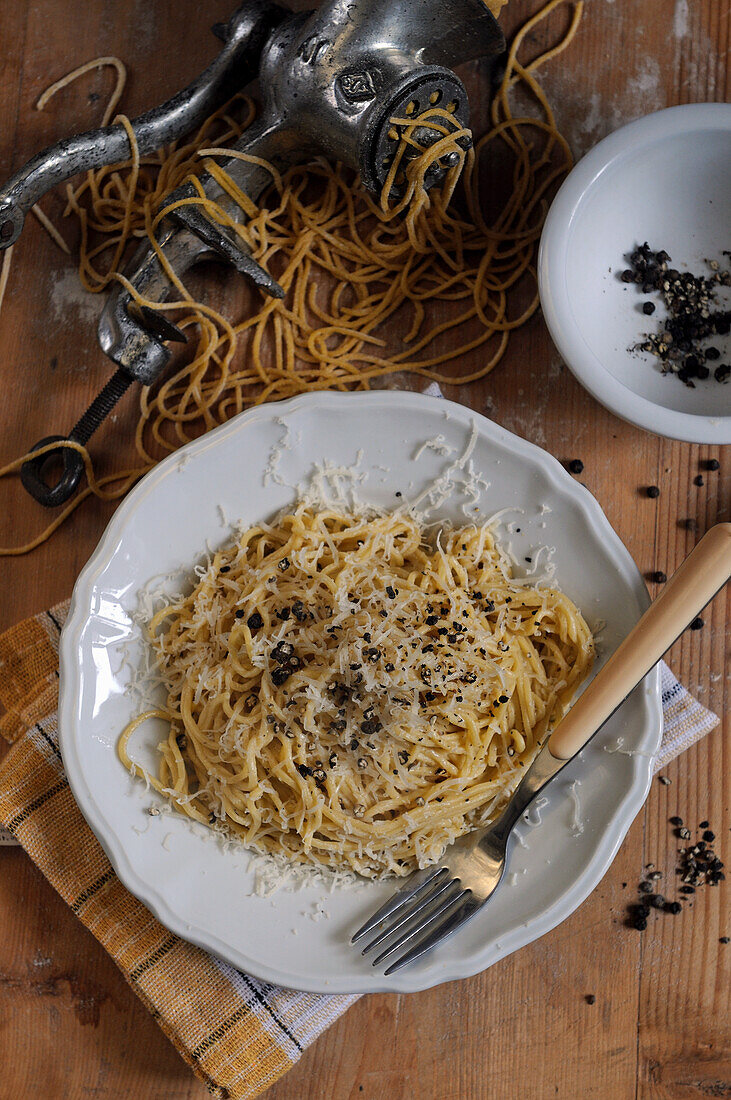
[0,0,505,506]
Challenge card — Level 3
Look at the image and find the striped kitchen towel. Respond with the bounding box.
[654,661,720,772]
[0,602,357,1099]
[0,602,721,1096]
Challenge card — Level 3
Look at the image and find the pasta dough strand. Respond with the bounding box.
[0,0,584,556]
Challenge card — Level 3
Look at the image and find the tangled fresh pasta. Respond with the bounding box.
[119,505,593,878]
[0,0,583,556]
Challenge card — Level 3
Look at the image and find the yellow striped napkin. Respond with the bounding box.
[0,602,357,1100]
[0,603,720,1096]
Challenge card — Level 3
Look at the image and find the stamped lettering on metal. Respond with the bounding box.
[338,70,377,103]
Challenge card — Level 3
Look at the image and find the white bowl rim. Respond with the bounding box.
[538,102,731,445]
[58,390,663,993]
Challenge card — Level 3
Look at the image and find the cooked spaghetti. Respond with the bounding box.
[0,0,584,556]
[119,505,593,878]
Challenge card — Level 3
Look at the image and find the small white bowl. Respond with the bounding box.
[538,104,731,444]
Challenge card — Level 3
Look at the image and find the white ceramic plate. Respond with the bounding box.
[60,391,662,994]
[538,103,731,444]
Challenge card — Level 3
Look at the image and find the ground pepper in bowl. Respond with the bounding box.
[620,243,730,387]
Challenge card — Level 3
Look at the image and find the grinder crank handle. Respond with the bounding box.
[0,0,285,250]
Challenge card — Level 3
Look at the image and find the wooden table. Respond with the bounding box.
[0,1,728,1096]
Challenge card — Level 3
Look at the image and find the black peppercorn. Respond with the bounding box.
[568,459,584,475]
[247,611,264,630]
[271,640,294,663]
[689,617,704,631]
[642,301,655,315]
[646,485,660,498]
[652,570,667,584]
[704,459,720,471]
[693,475,704,487]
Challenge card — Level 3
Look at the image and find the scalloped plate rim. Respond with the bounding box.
[58,390,662,994]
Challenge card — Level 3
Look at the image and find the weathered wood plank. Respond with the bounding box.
[0,1,727,1097]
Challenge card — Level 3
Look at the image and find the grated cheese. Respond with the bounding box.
[118,420,594,890]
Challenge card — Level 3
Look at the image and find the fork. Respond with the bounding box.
[352,522,731,974]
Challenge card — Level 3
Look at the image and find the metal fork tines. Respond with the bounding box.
[351,525,731,977]
[351,742,566,974]
[351,866,482,974]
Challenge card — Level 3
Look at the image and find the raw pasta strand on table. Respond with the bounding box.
[0,0,583,556]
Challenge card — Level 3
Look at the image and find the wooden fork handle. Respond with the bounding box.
[548,523,731,761]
